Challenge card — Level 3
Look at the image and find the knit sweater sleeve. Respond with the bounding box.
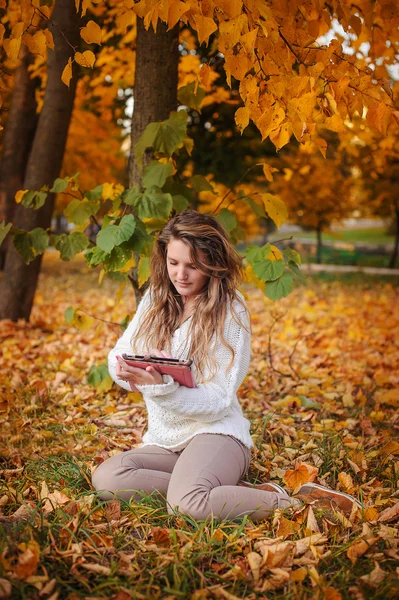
[107,288,151,392]
[135,301,251,423]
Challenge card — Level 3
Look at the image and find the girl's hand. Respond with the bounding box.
[116,356,163,386]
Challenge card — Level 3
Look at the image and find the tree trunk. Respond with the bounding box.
[389,204,399,269]
[128,17,179,305]
[129,18,179,187]
[316,225,322,264]
[0,0,80,321]
[0,47,38,269]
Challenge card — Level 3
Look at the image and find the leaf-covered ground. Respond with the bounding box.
[0,253,398,600]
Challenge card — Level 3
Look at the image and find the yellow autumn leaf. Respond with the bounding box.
[61,57,73,88]
[244,265,265,292]
[347,538,376,564]
[73,313,95,331]
[261,193,288,228]
[240,28,258,54]
[43,29,54,50]
[102,182,124,200]
[167,0,190,29]
[375,388,399,407]
[24,31,47,57]
[3,37,21,62]
[235,106,250,133]
[261,162,279,182]
[266,245,283,261]
[338,471,354,493]
[116,10,136,33]
[225,53,251,81]
[283,462,319,493]
[74,50,96,68]
[15,190,29,204]
[193,14,217,46]
[80,20,102,45]
[12,22,24,38]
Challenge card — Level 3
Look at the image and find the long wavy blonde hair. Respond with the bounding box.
[131,210,249,382]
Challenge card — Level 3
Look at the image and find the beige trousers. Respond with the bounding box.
[92,433,298,521]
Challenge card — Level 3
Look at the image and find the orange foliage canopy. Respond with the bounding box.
[1,0,398,154]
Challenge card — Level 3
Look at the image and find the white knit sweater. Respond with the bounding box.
[107,288,253,451]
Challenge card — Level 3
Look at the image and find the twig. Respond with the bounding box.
[34,6,79,54]
[212,165,260,214]
[278,29,307,66]
[77,309,125,332]
[254,48,268,79]
[270,236,293,245]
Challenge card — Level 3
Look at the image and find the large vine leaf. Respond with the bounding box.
[265,272,293,301]
[253,259,285,281]
[0,221,12,248]
[142,161,173,189]
[64,199,100,225]
[177,82,206,110]
[135,111,188,167]
[215,208,237,234]
[51,232,89,261]
[96,214,136,252]
[123,187,173,220]
[13,228,49,264]
[16,190,48,210]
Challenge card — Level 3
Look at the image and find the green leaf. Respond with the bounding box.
[245,243,270,265]
[265,272,293,301]
[96,214,136,252]
[177,81,206,110]
[105,245,132,272]
[52,231,89,261]
[87,364,113,392]
[190,174,215,193]
[123,186,172,220]
[283,247,302,265]
[85,185,103,202]
[121,218,153,255]
[119,314,131,331]
[0,221,12,248]
[138,256,150,288]
[163,181,193,204]
[13,232,35,263]
[172,194,189,212]
[84,245,109,268]
[65,306,75,323]
[288,260,306,281]
[19,190,48,210]
[64,199,100,225]
[299,395,321,410]
[30,228,49,254]
[142,161,173,189]
[253,259,285,281]
[242,195,266,218]
[51,177,69,193]
[13,228,49,264]
[215,208,237,234]
[135,111,188,167]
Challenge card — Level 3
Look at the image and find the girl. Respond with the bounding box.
[92,210,361,521]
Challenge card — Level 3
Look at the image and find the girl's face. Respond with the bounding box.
[166,239,210,300]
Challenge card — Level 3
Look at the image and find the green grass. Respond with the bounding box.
[271,227,395,245]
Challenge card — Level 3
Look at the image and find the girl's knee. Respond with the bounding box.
[167,488,210,520]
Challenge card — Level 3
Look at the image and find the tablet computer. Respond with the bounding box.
[121,353,196,391]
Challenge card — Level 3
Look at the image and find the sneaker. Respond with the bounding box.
[295,482,362,514]
[238,480,289,496]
